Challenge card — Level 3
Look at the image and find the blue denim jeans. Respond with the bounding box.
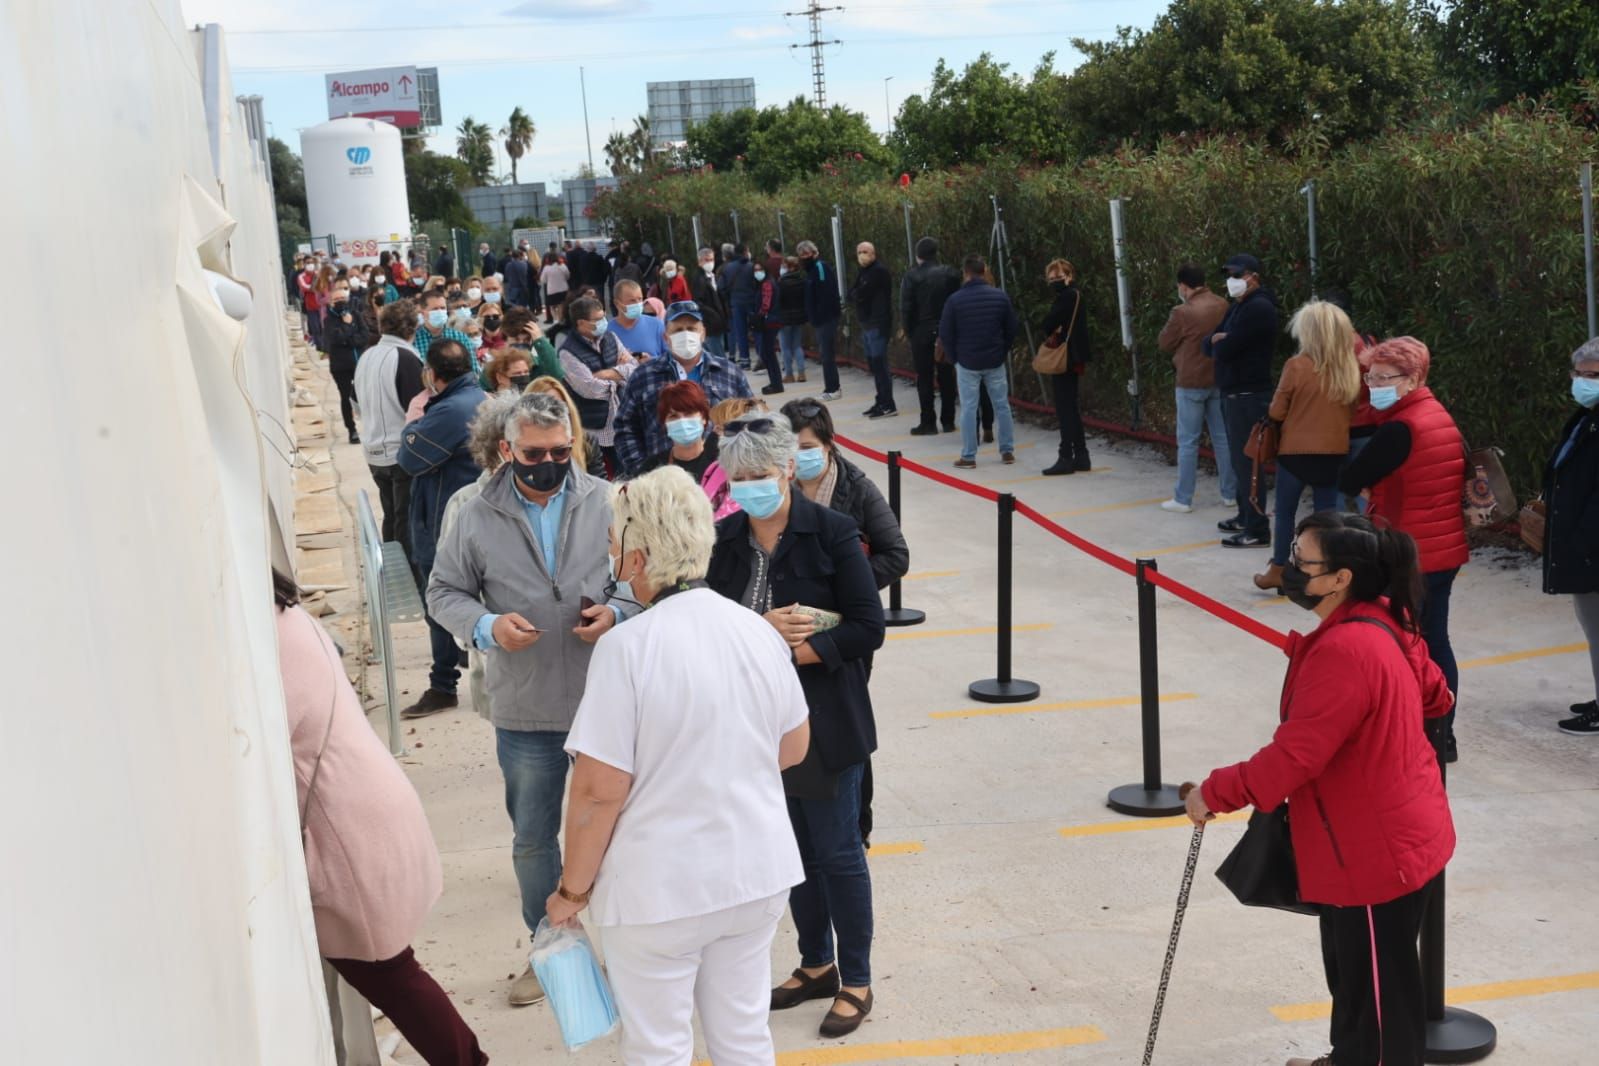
[1173,386,1237,506]
[1421,568,1459,737]
[957,364,1015,461]
[1270,465,1343,566]
[863,328,893,409]
[731,304,753,364]
[788,763,874,987]
[496,728,571,934]
[779,325,806,378]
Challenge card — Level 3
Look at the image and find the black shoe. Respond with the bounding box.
[819,988,873,1038]
[1570,699,1598,716]
[1221,531,1270,548]
[863,405,885,418]
[941,420,956,433]
[761,383,786,396]
[1217,517,1245,533]
[771,966,840,1011]
[983,427,995,444]
[1558,710,1599,736]
[873,407,898,419]
[910,422,939,436]
[1043,459,1077,476]
[348,431,360,444]
[400,688,458,719]
[1073,452,1091,472]
[1442,734,1460,761]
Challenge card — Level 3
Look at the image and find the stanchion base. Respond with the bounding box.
[1424,1006,1496,1064]
[1106,783,1186,817]
[967,678,1041,704]
[883,607,926,628]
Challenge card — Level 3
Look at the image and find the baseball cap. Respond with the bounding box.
[665,300,703,322]
[1223,254,1262,277]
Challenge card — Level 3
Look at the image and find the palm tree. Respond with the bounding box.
[604,130,636,176]
[501,107,536,185]
[629,114,654,167]
[455,117,495,185]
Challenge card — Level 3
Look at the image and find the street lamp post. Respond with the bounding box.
[883,76,895,135]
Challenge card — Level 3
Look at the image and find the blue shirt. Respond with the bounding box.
[608,313,667,359]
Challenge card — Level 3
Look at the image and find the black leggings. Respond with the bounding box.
[1318,883,1430,1065]
[330,363,357,436]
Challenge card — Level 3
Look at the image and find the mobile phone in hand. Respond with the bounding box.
[580,596,597,612]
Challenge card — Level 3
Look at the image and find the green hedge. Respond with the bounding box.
[598,111,1596,494]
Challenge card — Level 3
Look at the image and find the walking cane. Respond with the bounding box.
[1142,785,1207,1066]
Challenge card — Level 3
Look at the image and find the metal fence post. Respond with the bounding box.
[1108,559,1184,816]
[1108,197,1142,429]
[903,200,915,269]
[1301,179,1319,296]
[691,213,703,256]
[968,493,1040,703]
[882,451,925,627]
[730,208,741,247]
[1583,162,1596,339]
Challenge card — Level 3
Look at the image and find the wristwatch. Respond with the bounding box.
[556,880,591,905]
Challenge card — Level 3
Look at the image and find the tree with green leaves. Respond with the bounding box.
[1063,0,1437,151]
[1432,0,1599,110]
[501,107,536,185]
[683,98,888,192]
[455,117,495,185]
[268,137,308,231]
[605,129,640,176]
[405,150,474,230]
[889,53,1071,171]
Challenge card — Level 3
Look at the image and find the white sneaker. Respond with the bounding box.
[820,390,842,402]
[1160,499,1194,514]
[1221,497,1237,508]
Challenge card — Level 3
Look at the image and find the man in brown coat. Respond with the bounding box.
[1156,263,1237,512]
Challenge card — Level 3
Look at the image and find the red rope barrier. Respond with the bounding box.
[1144,569,1290,650]
[896,456,1002,503]
[1012,500,1138,577]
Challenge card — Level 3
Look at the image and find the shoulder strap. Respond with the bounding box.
[1339,614,1406,654]
[299,620,341,836]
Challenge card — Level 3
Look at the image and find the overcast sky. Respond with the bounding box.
[180,0,1170,190]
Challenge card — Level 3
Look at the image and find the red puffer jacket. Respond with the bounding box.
[1202,600,1455,907]
[1368,387,1468,573]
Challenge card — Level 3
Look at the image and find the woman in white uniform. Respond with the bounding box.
[545,465,812,1066]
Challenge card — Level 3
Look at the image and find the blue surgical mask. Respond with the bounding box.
[1574,377,1599,409]
[666,417,704,445]
[795,446,827,481]
[1368,386,1400,412]
[730,478,784,519]
[623,302,644,319]
[483,292,501,304]
[426,308,449,329]
[754,270,766,282]
[591,318,609,338]
[467,335,482,351]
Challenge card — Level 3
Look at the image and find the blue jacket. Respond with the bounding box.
[803,258,841,326]
[1202,286,1279,393]
[725,255,758,310]
[938,279,1019,371]
[397,373,486,569]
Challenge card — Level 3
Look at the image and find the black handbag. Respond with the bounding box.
[1214,806,1320,916]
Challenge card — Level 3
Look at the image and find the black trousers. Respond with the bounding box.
[369,464,414,561]
[330,363,357,436]
[1318,884,1429,1066]
[911,329,958,427]
[1052,371,1087,460]
[1222,389,1272,535]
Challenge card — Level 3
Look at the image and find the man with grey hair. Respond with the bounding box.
[1544,336,1599,736]
[428,390,640,1007]
[691,245,730,359]
[799,239,843,400]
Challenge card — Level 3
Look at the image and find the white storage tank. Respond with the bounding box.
[300,117,411,264]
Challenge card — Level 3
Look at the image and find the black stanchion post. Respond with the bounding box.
[1422,762,1496,1062]
[1108,558,1184,816]
[969,493,1039,703]
[882,450,925,628]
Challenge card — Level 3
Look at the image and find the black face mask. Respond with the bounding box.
[331,301,349,314]
[1280,564,1327,611]
[507,373,533,392]
[513,457,568,493]
[1050,279,1067,292]
[483,315,503,331]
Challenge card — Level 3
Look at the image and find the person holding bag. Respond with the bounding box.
[1036,259,1092,475]
[1185,512,1455,1066]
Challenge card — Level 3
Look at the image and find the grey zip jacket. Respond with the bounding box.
[427,463,638,732]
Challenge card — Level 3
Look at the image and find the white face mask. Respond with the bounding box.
[663,268,677,279]
[668,331,703,361]
[1226,277,1248,299]
[701,261,715,273]
[466,287,482,301]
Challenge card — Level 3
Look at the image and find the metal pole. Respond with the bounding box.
[1420,762,1498,1062]
[989,196,1007,292]
[1108,559,1183,816]
[1109,197,1142,430]
[1583,162,1597,339]
[691,214,703,256]
[776,210,786,253]
[968,493,1039,703]
[883,451,925,627]
[903,200,915,269]
[883,75,894,134]
[579,66,594,174]
[666,214,676,258]
[1301,180,1319,297]
[730,208,741,247]
[831,205,849,344]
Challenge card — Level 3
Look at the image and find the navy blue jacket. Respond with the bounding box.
[938,279,1020,371]
[397,373,486,570]
[1544,408,1599,594]
[1202,286,1279,393]
[803,258,841,326]
[725,255,758,310]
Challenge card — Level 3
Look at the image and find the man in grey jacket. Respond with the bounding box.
[427,391,639,1007]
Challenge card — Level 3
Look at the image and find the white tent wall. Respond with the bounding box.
[1,4,331,1063]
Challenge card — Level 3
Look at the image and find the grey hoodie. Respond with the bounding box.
[427,463,637,732]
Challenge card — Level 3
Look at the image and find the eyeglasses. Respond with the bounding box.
[724,417,776,437]
[514,444,574,463]
[1289,550,1327,571]
[1363,371,1407,386]
[1573,369,1599,381]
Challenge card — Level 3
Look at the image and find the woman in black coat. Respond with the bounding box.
[706,414,886,1041]
[1040,258,1092,476]
[321,278,373,444]
[1545,338,1599,736]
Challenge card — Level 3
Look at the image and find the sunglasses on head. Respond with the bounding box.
[724,417,776,438]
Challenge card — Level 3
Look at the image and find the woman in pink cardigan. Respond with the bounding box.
[275,572,486,1066]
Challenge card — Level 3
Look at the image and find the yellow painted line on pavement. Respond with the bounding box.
[1049,496,1164,518]
[900,569,960,581]
[1059,810,1249,838]
[1459,642,1588,670]
[866,841,924,857]
[742,1024,1106,1065]
[885,622,1053,642]
[1253,595,1292,608]
[993,467,1113,485]
[1139,539,1217,557]
[924,441,1038,463]
[1271,970,1599,1022]
[932,692,1197,720]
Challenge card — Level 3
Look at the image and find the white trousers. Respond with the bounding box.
[598,892,788,1066]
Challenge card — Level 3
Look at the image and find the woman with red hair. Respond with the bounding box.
[1339,336,1467,762]
[636,380,737,518]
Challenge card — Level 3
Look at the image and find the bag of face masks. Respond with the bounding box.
[531,919,620,1051]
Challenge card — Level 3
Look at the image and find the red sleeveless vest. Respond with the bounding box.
[1368,387,1468,572]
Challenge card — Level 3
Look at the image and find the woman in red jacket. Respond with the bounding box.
[1338,337,1467,763]
[1186,512,1454,1066]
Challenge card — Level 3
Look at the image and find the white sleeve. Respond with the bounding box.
[762,622,810,734]
[564,634,637,774]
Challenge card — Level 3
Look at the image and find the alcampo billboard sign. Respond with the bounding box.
[325,66,421,128]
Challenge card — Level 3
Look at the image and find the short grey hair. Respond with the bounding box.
[796,239,819,257]
[697,246,715,260]
[719,414,798,478]
[612,467,715,586]
[503,392,570,443]
[469,391,520,470]
[1573,338,1599,368]
[720,242,734,258]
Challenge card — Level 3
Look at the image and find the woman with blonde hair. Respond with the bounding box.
[524,375,607,479]
[1254,299,1360,590]
[1039,258,1093,475]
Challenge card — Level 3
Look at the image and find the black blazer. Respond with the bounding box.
[1040,282,1091,369]
[1544,408,1599,594]
[707,493,886,778]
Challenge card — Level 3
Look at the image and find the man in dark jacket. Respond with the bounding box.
[433,245,455,281]
[798,239,843,400]
[723,244,757,371]
[321,276,372,443]
[1203,253,1279,547]
[900,237,963,434]
[396,340,486,718]
[939,254,1018,468]
[480,242,497,278]
[581,240,610,294]
[1545,337,1599,735]
[689,246,730,357]
[849,242,896,418]
[503,250,533,309]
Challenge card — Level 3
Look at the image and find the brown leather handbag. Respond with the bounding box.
[1242,418,1280,514]
[1031,290,1081,375]
[1518,498,1546,554]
